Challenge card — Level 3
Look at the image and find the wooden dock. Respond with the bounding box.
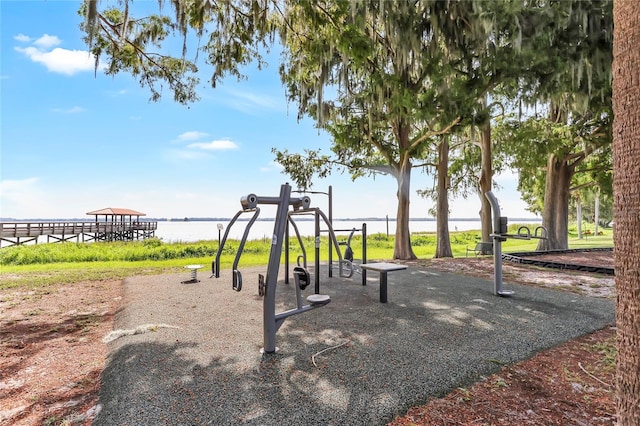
[0,221,158,247]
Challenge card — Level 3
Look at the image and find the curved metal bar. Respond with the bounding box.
[517,226,532,239]
[314,209,351,277]
[287,215,307,269]
[213,209,246,277]
[346,227,357,248]
[314,209,343,261]
[534,225,548,239]
[212,207,260,278]
[232,207,261,273]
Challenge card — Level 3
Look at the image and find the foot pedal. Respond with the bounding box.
[232,270,242,291]
[306,294,331,306]
[293,266,311,290]
[258,274,265,297]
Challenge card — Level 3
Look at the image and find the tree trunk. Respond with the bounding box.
[594,189,600,236]
[478,121,493,248]
[576,194,583,239]
[612,2,640,423]
[537,154,573,251]
[394,157,417,260]
[435,136,452,258]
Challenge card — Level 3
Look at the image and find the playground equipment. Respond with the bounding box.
[212,183,351,354]
[485,191,548,297]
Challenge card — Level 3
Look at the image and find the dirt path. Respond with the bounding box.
[0,280,122,425]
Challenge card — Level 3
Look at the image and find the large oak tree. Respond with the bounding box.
[612,0,640,422]
[494,0,613,250]
[274,1,475,259]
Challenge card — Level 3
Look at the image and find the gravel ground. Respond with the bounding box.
[94,264,614,425]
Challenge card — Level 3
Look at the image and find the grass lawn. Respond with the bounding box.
[0,224,613,290]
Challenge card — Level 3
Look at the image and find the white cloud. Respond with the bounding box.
[52,106,85,114]
[107,89,128,97]
[0,177,39,193]
[175,131,209,142]
[33,34,62,49]
[0,177,42,218]
[187,140,238,150]
[260,161,284,173]
[232,91,278,108]
[14,33,32,43]
[15,34,98,75]
[165,149,212,160]
[224,89,282,114]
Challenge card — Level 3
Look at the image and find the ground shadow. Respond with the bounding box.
[95,266,615,425]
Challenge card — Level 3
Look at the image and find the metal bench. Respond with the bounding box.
[466,242,493,257]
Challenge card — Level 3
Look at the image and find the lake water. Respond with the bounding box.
[155,218,538,243]
[1,218,541,247]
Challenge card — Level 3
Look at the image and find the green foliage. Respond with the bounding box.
[491,0,613,220]
[409,235,436,247]
[271,148,333,191]
[0,239,232,265]
[80,1,613,259]
[276,0,481,185]
[1,227,613,290]
[494,107,612,217]
[81,0,275,104]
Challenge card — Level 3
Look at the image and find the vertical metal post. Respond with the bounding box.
[493,231,503,295]
[263,184,291,353]
[315,209,321,294]
[284,223,289,284]
[362,222,367,286]
[484,191,512,297]
[386,215,389,237]
[328,185,333,277]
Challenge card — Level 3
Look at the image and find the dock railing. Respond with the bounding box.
[0,221,158,247]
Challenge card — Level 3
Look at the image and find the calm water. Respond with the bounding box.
[1,218,541,246]
[155,219,528,242]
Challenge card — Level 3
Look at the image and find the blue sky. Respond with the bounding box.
[0,1,535,221]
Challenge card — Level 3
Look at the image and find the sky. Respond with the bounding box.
[0,1,537,221]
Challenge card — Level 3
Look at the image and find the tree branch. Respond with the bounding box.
[408,117,461,152]
[413,161,438,168]
[570,181,597,192]
[96,12,194,97]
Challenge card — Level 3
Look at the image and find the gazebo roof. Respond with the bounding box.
[86,208,146,216]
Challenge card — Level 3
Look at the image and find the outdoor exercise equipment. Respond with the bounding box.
[287,187,369,287]
[283,209,355,292]
[213,183,348,354]
[182,264,203,284]
[210,205,261,287]
[329,226,368,285]
[485,191,548,297]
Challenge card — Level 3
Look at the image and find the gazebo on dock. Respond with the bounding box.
[0,209,158,248]
[86,207,156,241]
